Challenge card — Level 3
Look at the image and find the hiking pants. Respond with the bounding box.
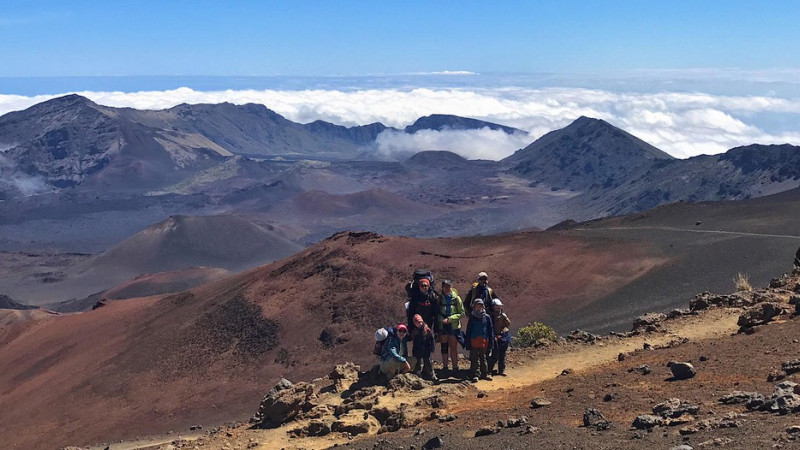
[414,356,435,379]
[488,339,509,374]
[469,347,488,378]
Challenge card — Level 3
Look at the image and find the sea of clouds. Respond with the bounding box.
[2,83,800,160]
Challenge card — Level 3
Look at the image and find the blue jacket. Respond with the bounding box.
[380,327,408,363]
[465,312,495,351]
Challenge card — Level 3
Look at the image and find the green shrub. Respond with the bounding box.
[513,322,558,348]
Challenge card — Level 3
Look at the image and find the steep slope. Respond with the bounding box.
[504,116,674,191]
[0,95,230,192]
[570,143,800,217]
[119,102,387,159]
[0,229,664,448]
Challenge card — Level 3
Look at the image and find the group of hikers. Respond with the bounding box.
[373,270,511,383]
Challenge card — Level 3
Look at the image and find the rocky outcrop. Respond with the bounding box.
[631,312,666,332]
[582,408,611,430]
[250,379,317,428]
[737,302,790,330]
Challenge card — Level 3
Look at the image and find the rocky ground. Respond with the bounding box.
[66,268,800,450]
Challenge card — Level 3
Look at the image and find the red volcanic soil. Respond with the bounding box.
[0,229,662,449]
[103,266,231,300]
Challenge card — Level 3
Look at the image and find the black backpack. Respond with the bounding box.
[405,268,433,299]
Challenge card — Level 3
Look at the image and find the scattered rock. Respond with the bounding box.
[628,364,651,375]
[669,445,694,450]
[667,308,692,319]
[699,355,709,362]
[583,408,611,431]
[522,425,540,434]
[632,312,667,332]
[697,437,733,447]
[719,391,763,405]
[653,398,700,418]
[477,390,487,398]
[438,414,457,423]
[643,343,653,351]
[787,425,800,434]
[737,302,789,329]
[679,412,742,435]
[474,426,500,437]
[422,436,443,449]
[560,368,573,376]
[782,359,800,375]
[618,353,626,362]
[603,393,614,402]
[632,414,663,429]
[506,416,528,428]
[530,398,552,409]
[566,329,601,343]
[668,361,696,380]
[769,370,788,382]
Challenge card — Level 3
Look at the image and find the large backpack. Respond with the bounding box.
[405,268,433,299]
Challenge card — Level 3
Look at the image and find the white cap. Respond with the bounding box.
[478,271,488,279]
[375,328,389,342]
[492,298,503,307]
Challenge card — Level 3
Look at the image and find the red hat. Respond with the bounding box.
[419,278,430,287]
[397,324,408,332]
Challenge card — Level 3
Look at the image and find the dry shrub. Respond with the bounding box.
[734,272,752,292]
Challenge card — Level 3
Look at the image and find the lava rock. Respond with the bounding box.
[668,361,696,380]
[583,408,611,431]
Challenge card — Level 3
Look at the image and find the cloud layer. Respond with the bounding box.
[2,85,800,159]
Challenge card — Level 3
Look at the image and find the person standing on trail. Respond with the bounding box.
[465,271,498,316]
[380,324,413,378]
[437,279,465,373]
[407,277,439,333]
[465,299,495,382]
[487,298,511,376]
[410,314,437,380]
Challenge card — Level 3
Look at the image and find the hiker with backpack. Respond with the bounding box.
[465,298,495,382]
[464,271,499,316]
[406,270,439,336]
[437,279,465,374]
[378,324,414,379]
[410,314,437,380]
[487,298,511,377]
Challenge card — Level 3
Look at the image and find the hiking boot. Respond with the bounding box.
[470,376,479,383]
[498,371,508,377]
[480,375,493,381]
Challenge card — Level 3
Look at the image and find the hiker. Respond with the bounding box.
[465,298,495,382]
[410,314,437,380]
[487,298,511,376]
[406,275,439,333]
[464,271,498,316]
[795,246,800,269]
[437,279,465,373]
[379,324,413,379]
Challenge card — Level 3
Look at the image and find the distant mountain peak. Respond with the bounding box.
[404,114,522,134]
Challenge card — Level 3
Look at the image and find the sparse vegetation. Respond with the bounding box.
[734,272,752,292]
[513,322,558,348]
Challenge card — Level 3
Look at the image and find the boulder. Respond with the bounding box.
[506,416,528,428]
[530,398,552,409]
[422,436,444,449]
[250,381,317,428]
[632,414,663,429]
[737,302,789,329]
[566,329,601,343]
[652,398,700,418]
[719,391,763,405]
[474,426,500,437]
[668,361,696,380]
[388,373,432,391]
[632,312,667,331]
[667,308,692,319]
[583,408,611,430]
[291,419,333,437]
[782,359,800,375]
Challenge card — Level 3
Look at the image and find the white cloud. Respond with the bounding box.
[375,128,532,160]
[2,86,800,160]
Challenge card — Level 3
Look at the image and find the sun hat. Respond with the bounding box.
[492,298,503,307]
[375,328,389,342]
[478,271,488,279]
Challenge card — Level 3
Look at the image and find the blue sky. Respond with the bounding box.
[2,1,800,159]
[2,1,800,77]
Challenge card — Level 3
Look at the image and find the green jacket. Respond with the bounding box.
[437,288,465,331]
